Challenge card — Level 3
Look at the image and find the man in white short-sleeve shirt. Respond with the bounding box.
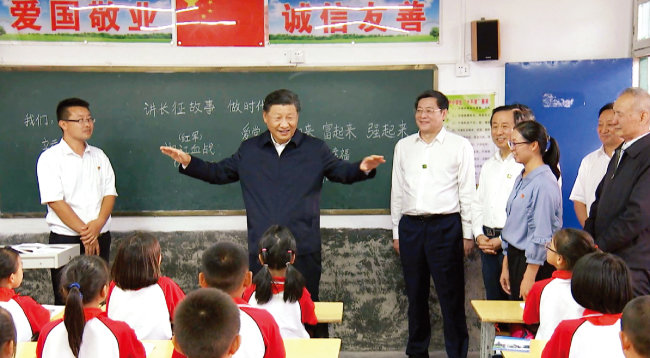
[570,103,622,227]
[36,98,117,304]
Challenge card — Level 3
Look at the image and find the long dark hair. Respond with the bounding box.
[61,256,109,357]
[0,307,16,358]
[571,252,632,314]
[514,121,561,179]
[111,232,161,290]
[253,225,305,304]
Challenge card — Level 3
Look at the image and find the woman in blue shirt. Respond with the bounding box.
[500,120,562,301]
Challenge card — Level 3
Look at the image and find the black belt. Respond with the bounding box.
[405,213,454,222]
[483,226,502,238]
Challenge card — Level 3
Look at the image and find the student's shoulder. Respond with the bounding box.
[158,276,183,289]
[239,303,276,322]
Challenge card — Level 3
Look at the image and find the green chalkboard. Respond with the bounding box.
[0,66,435,215]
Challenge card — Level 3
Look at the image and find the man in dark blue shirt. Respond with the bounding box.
[160,89,385,304]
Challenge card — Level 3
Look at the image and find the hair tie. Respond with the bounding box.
[261,248,267,252]
[286,262,291,267]
[68,282,81,290]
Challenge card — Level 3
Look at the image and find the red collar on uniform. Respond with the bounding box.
[82,307,105,322]
[271,276,286,294]
[551,270,572,279]
[0,287,17,301]
[232,297,247,305]
[582,309,622,325]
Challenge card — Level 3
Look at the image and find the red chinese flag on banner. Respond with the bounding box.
[176,0,265,47]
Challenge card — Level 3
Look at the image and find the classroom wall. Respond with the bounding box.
[0,0,634,352]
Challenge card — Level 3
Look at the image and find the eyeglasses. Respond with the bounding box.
[508,140,530,149]
[62,117,95,124]
[415,108,442,116]
[544,241,558,254]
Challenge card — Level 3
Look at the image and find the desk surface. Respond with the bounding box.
[471,300,525,324]
[285,338,341,358]
[15,243,80,269]
[501,339,547,358]
[315,302,343,323]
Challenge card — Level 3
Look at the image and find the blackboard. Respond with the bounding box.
[0,66,435,215]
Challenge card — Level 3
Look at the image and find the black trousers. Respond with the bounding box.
[398,214,468,358]
[249,250,328,337]
[480,227,508,300]
[506,245,554,300]
[49,231,111,305]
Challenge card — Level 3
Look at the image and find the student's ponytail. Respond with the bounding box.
[63,283,84,357]
[60,256,109,357]
[284,255,306,303]
[252,254,273,304]
[543,136,561,180]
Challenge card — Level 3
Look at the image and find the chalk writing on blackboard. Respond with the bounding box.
[24,113,53,127]
[227,99,264,114]
[163,130,216,166]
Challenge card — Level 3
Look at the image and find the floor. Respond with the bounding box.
[340,351,481,358]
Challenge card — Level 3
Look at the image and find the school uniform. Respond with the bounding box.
[0,287,50,342]
[522,270,584,340]
[37,307,146,358]
[541,309,624,358]
[242,276,318,338]
[171,297,286,358]
[105,276,185,340]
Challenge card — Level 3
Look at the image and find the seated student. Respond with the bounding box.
[37,255,145,358]
[172,242,285,358]
[620,295,650,358]
[106,233,185,340]
[172,288,241,358]
[542,252,633,358]
[523,228,597,340]
[0,247,50,342]
[243,225,317,338]
[0,307,17,358]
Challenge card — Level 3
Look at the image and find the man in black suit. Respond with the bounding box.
[585,87,650,297]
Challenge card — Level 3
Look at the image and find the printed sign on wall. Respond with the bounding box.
[0,0,172,41]
[269,0,439,44]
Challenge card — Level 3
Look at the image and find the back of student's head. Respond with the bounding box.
[111,232,161,290]
[61,255,110,357]
[0,247,20,281]
[552,228,597,270]
[571,252,632,314]
[0,307,16,358]
[253,225,305,304]
[621,295,650,358]
[514,120,561,179]
[201,242,248,294]
[173,288,240,358]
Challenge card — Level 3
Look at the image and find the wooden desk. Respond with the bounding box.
[17,340,174,358]
[501,339,547,358]
[471,300,525,358]
[14,243,80,269]
[284,338,341,358]
[314,302,343,323]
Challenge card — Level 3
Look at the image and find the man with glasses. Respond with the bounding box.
[36,97,117,304]
[391,90,474,358]
[585,88,650,297]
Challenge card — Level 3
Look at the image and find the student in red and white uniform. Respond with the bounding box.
[0,247,50,342]
[172,242,285,358]
[523,228,597,340]
[105,233,185,340]
[0,307,17,358]
[173,288,241,358]
[542,252,633,358]
[242,225,317,338]
[37,255,145,358]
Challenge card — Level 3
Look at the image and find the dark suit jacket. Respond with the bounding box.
[179,130,375,255]
[585,133,650,270]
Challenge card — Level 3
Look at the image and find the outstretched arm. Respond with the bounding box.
[160,146,192,167]
[359,155,386,172]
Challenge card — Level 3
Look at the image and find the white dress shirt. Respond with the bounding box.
[36,139,117,236]
[472,151,523,237]
[391,128,476,239]
[569,146,611,215]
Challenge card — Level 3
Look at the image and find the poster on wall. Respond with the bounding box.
[269,0,439,44]
[0,0,172,42]
[445,93,496,182]
[175,0,264,46]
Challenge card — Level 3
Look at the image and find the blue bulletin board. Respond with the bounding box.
[505,58,633,229]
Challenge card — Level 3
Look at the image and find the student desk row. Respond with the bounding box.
[470,300,525,358]
[16,338,342,358]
